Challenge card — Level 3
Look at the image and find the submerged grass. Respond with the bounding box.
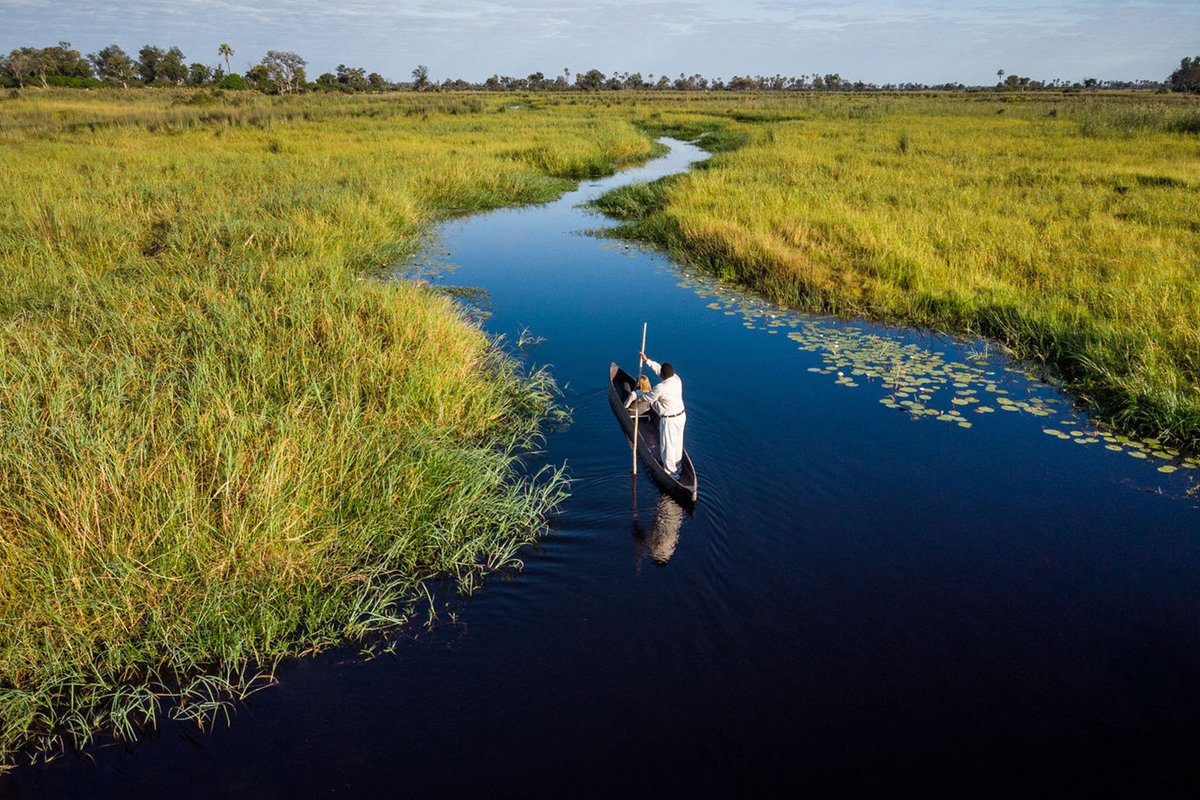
[595,92,1200,449]
[0,89,662,768]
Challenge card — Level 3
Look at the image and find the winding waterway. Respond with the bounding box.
[12,140,1200,796]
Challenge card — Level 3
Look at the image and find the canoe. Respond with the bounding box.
[608,363,698,504]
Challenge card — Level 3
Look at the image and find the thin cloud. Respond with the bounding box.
[1,0,1196,83]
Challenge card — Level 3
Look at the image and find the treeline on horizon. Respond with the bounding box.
[3,41,1199,95]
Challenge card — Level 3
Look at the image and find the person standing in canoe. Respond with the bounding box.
[637,352,686,478]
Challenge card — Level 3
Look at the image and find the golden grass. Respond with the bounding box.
[0,88,658,766]
[599,92,1200,445]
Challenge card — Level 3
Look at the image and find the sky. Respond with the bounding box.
[2,0,1197,85]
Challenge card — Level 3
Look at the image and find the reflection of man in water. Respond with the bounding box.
[634,494,686,567]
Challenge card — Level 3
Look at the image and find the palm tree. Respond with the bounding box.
[219,43,233,75]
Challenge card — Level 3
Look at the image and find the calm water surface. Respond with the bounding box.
[11,140,1200,796]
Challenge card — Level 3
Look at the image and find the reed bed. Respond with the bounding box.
[0,90,659,767]
[596,93,1200,448]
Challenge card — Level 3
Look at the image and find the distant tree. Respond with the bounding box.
[136,46,165,83]
[527,71,545,90]
[261,50,306,93]
[244,64,271,91]
[575,68,604,90]
[336,64,368,91]
[89,44,134,87]
[187,62,213,85]
[1169,56,1200,93]
[159,47,188,85]
[218,43,233,75]
[1083,77,1098,89]
[997,68,1005,85]
[37,42,92,80]
[3,48,36,88]
[25,47,52,87]
[412,64,430,90]
[368,72,386,90]
[220,73,248,90]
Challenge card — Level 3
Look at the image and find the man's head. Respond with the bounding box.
[660,362,675,379]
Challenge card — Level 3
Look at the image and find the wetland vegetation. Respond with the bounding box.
[596,92,1200,450]
[3,86,1199,772]
[0,89,658,768]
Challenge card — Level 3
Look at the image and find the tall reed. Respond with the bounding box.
[0,89,659,767]
[595,92,1200,448]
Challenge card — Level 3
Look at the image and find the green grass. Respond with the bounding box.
[594,92,1200,449]
[0,89,662,768]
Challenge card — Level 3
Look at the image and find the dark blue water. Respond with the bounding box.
[10,141,1200,796]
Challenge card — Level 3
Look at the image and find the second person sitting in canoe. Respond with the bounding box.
[623,374,652,418]
[635,352,686,479]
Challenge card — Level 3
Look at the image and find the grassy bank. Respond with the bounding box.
[0,90,660,766]
[595,93,1200,449]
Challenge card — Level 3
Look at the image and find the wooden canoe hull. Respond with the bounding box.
[608,363,698,504]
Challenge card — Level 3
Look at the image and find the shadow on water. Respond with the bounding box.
[10,139,1200,797]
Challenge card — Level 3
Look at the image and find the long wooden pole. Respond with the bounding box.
[633,322,647,475]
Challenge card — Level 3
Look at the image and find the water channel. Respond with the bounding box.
[11,139,1200,796]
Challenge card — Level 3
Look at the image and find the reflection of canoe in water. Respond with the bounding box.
[608,363,698,505]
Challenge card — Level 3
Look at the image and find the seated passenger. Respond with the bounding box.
[623,375,652,418]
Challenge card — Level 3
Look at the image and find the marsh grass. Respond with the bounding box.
[595,92,1200,448]
[0,89,659,768]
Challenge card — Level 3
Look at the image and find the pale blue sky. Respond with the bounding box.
[2,0,1197,84]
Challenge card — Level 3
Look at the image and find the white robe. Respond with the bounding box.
[637,358,686,476]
